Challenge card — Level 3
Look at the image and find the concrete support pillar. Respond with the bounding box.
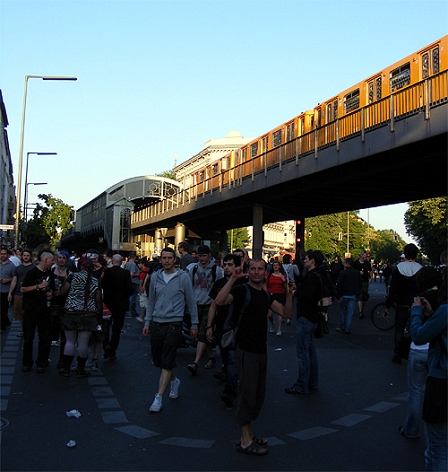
[154,228,163,255]
[175,223,186,249]
[252,204,263,260]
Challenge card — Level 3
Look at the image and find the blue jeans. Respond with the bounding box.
[293,316,318,393]
[424,421,447,471]
[128,284,139,316]
[339,296,356,332]
[402,347,428,438]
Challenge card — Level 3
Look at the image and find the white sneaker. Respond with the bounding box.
[90,361,99,371]
[149,393,163,412]
[276,331,282,336]
[169,377,181,399]
[269,325,275,333]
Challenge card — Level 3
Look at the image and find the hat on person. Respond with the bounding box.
[151,254,158,260]
[197,245,211,254]
[400,254,406,259]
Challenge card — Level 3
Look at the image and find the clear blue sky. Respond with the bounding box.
[1,0,447,243]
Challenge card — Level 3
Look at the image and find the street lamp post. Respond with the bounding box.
[14,75,77,247]
[24,151,57,221]
[24,182,47,221]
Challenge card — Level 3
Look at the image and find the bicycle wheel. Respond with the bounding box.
[370,303,395,331]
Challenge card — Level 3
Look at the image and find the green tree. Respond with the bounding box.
[227,227,250,252]
[404,197,447,264]
[156,169,177,180]
[25,194,73,248]
[24,217,50,250]
[304,212,372,259]
[370,229,402,263]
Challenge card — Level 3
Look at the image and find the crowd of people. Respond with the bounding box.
[0,242,446,467]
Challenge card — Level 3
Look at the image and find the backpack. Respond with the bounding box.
[191,263,217,286]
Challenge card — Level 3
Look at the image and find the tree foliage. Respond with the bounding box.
[156,169,177,180]
[227,227,250,252]
[25,194,73,249]
[304,212,374,259]
[404,197,447,264]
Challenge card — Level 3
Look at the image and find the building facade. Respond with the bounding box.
[0,90,15,247]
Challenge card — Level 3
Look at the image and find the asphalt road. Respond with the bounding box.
[1,281,426,472]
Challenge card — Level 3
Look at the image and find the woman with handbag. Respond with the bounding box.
[59,255,103,377]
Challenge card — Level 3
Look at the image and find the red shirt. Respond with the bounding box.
[266,273,286,295]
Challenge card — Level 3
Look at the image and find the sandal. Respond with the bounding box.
[236,441,268,456]
[253,436,268,446]
[237,437,268,447]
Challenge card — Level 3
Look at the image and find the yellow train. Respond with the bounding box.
[190,35,447,196]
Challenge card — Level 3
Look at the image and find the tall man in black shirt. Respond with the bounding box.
[215,259,293,456]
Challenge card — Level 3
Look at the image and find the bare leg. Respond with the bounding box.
[158,368,175,396]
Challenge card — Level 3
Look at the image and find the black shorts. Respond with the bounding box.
[150,322,182,370]
[197,305,211,343]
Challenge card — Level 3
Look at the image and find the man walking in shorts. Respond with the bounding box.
[142,247,198,413]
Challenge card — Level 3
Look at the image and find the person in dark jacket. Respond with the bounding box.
[386,243,422,364]
[335,258,362,334]
[285,249,323,394]
[102,254,133,360]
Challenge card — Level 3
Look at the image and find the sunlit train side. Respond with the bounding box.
[189,35,447,197]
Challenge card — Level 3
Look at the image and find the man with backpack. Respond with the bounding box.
[206,253,244,407]
[215,258,293,456]
[186,245,223,375]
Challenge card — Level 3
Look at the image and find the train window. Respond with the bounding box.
[241,148,247,162]
[422,52,429,79]
[367,77,382,104]
[376,77,382,100]
[212,164,218,176]
[286,123,294,141]
[327,100,338,122]
[344,89,360,114]
[250,142,258,157]
[433,47,439,74]
[316,108,322,128]
[273,130,282,147]
[390,62,410,91]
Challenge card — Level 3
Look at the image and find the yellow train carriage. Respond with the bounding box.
[188,35,447,199]
[316,35,447,139]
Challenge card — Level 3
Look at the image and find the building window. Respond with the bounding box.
[120,208,131,243]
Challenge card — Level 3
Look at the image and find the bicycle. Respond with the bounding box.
[370,302,395,330]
